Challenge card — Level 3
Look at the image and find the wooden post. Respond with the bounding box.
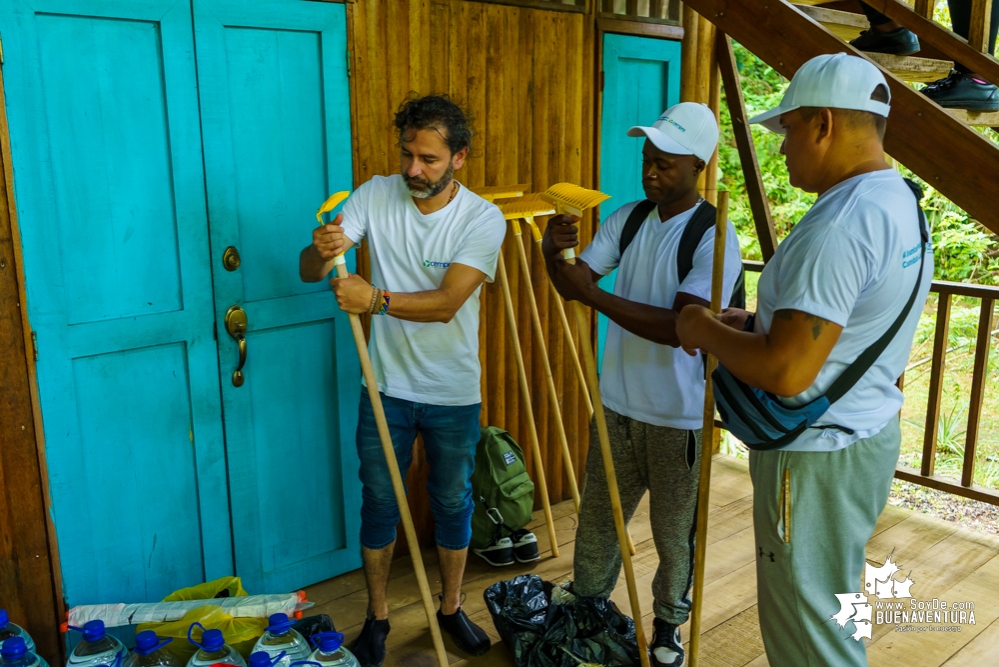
[688,191,729,667]
[704,61,721,205]
[716,33,778,261]
[914,0,938,18]
[922,293,951,477]
[332,255,449,667]
[681,6,700,103]
[511,219,581,513]
[962,298,995,487]
[969,0,994,53]
[497,254,560,557]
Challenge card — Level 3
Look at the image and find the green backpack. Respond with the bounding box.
[470,426,536,550]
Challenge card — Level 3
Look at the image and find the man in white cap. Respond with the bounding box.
[542,102,742,667]
[677,54,933,666]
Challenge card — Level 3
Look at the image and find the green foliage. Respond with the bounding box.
[718,43,999,285]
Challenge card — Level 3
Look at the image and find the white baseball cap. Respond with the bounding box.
[627,102,719,162]
[749,53,891,134]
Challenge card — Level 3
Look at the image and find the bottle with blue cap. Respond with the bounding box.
[122,632,178,667]
[1,637,49,667]
[0,611,36,656]
[304,632,358,667]
[185,624,245,667]
[66,621,126,667]
[249,615,308,667]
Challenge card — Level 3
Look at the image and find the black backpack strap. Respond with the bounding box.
[618,200,658,257]
[824,178,930,403]
[677,200,746,308]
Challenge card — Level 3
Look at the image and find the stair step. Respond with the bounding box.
[946,109,999,127]
[794,5,953,82]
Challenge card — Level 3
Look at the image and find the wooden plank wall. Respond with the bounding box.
[347,0,597,551]
[0,71,62,663]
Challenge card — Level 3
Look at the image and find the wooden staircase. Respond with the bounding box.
[684,0,999,233]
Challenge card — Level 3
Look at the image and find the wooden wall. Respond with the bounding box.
[347,0,598,551]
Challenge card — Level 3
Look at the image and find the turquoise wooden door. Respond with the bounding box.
[0,0,232,606]
[598,34,681,364]
[193,0,361,593]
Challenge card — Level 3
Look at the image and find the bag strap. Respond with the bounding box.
[618,200,658,257]
[824,178,930,403]
[677,200,747,308]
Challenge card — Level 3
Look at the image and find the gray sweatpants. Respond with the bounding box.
[573,405,702,625]
[751,416,901,667]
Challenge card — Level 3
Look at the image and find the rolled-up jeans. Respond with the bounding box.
[356,386,481,551]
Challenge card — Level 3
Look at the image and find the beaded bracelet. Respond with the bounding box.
[368,286,381,315]
[379,290,391,316]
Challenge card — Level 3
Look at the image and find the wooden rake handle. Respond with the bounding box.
[562,248,651,667]
[688,191,730,667]
[333,255,449,667]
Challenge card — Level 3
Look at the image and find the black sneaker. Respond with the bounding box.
[849,27,920,56]
[651,618,684,667]
[473,536,515,567]
[922,71,999,111]
[510,529,540,563]
[437,605,491,656]
[349,613,390,667]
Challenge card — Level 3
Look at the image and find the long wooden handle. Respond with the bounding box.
[513,227,581,513]
[334,257,449,667]
[547,277,594,418]
[688,191,729,667]
[497,254,560,557]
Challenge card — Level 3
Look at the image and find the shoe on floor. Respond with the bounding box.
[437,605,491,656]
[922,70,999,111]
[349,613,390,667]
[473,536,515,567]
[651,617,684,667]
[510,528,540,563]
[849,26,920,56]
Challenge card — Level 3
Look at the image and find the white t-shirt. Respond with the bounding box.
[580,201,743,430]
[340,174,506,406]
[754,170,933,452]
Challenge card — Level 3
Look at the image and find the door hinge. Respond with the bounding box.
[346,50,351,77]
[599,70,604,92]
[31,331,38,360]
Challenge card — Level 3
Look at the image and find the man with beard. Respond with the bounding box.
[542,102,743,667]
[299,94,505,667]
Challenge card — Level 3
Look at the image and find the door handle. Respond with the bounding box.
[225,305,248,387]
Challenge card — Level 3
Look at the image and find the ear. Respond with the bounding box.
[692,157,707,176]
[816,108,835,144]
[451,146,470,170]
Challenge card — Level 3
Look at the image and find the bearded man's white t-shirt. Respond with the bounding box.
[340,174,506,406]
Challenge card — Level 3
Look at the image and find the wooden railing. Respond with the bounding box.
[599,0,680,23]
[742,261,999,506]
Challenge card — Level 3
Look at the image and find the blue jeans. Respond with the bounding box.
[356,387,481,551]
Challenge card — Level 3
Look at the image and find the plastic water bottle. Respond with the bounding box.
[1,637,49,667]
[0,611,36,655]
[250,615,309,667]
[185,624,246,667]
[304,632,360,667]
[66,621,126,667]
[123,632,178,667]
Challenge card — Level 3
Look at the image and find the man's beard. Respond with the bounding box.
[405,163,455,199]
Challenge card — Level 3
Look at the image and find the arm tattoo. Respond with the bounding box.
[774,310,833,340]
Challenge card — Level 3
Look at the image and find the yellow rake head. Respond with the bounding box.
[539,183,610,218]
[496,194,556,239]
[316,191,350,225]
[471,183,530,203]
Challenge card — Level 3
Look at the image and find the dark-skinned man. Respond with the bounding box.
[299,95,505,667]
[677,55,933,667]
[542,102,742,667]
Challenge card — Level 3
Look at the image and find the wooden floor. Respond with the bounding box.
[306,456,999,666]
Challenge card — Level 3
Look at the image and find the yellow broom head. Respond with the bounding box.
[471,183,530,202]
[539,183,610,217]
[316,191,350,224]
[495,194,556,221]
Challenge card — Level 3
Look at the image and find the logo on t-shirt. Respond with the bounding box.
[424,260,451,269]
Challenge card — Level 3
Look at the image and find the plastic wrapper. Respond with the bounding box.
[136,605,266,663]
[484,575,639,667]
[67,594,311,627]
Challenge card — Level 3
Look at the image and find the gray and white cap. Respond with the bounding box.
[627,102,719,162]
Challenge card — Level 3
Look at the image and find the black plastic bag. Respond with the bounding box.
[484,575,640,666]
[292,614,337,643]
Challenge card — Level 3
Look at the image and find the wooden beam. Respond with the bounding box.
[716,34,777,261]
[682,0,999,233]
[895,466,999,506]
[969,0,995,53]
[922,293,951,477]
[680,5,700,102]
[596,16,684,39]
[962,298,995,487]
[866,0,999,85]
[914,0,937,18]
